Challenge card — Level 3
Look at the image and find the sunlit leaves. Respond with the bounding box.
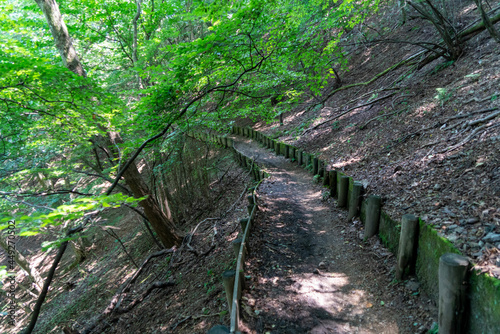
[0,193,145,237]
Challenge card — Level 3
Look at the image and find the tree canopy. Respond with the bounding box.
[1,0,379,238]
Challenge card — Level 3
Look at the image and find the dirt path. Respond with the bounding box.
[233,137,437,334]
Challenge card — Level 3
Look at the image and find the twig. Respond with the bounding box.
[184,153,255,254]
[170,316,192,330]
[102,227,139,268]
[123,203,163,249]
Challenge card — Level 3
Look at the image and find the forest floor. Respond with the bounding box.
[233,137,437,334]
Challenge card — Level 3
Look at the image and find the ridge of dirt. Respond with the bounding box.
[250,4,500,278]
[234,137,437,334]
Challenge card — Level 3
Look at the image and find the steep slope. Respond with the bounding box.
[251,3,500,276]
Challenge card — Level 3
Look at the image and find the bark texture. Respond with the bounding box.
[34,0,87,77]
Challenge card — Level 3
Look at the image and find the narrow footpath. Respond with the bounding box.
[232,136,437,334]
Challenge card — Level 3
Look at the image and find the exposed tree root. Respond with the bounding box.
[114,280,175,314]
[360,107,410,130]
[441,121,500,153]
[303,92,396,134]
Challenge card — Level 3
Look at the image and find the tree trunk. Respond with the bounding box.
[34,0,87,77]
[0,235,43,292]
[121,160,183,247]
[36,0,183,247]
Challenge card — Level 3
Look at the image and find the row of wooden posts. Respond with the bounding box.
[208,127,471,334]
[207,137,266,334]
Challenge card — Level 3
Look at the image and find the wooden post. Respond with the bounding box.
[313,157,319,175]
[396,214,419,280]
[323,170,330,187]
[275,142,280,155]
[239,218,249,232]
[247,195,255,205]
[307,154,313,170]
[329,170,337,197]
[298,150,303,165]
[291,147,296,162]
[232,238,243,258]
[208,325,230,334]
[347,181,363,220]
[337,176,349,207]
[285,145,290,159]
[318,160,325,177]
[439,253,469,334]
[222,270,236,312]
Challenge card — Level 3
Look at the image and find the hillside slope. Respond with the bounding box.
[251,2,500,277]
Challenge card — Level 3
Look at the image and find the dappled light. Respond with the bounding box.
[1,0,499,332]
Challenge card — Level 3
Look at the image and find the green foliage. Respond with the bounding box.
[434,87,455,107]
[1,0,381,268]
[0,193,144,239]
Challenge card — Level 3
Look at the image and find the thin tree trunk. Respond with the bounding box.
[0,235,43,292]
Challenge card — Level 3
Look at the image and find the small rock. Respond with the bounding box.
[406,281,421,292]
[448,234,459,243]
[483,233,500,243]
[434,184,442,190]
[442,207,456,217]
[479,240,485,247]
[472,250,483,258]
[469,242,481,248]
[447,224,458,231]
[318,261,327,270]
[466,217,479,224]
[455,227,465,234]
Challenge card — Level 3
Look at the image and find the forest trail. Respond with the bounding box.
[232,136,436,334]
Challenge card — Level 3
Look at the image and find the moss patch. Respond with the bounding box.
[467,271,500,333]
[378,211,400,255]
[415,220,459,301]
